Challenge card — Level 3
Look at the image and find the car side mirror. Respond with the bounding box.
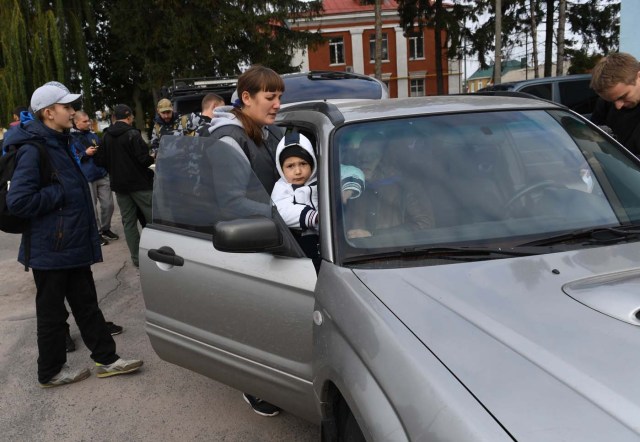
[213,216,282,253]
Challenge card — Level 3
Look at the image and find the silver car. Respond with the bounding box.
[141,96,640,441]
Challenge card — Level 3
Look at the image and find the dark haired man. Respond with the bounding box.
[590,52,640,156]
[98,104,154,268]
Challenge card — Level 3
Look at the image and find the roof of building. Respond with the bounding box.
[322,0,400,15]
[468,59,525,80]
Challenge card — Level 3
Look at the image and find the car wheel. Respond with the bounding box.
[339,406,365,442]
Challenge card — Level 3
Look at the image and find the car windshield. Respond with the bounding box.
[281,72,385,104]
[334,110,640,264]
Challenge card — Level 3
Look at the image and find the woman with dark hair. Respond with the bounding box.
[201,66,285,417]
[201,65,284,193]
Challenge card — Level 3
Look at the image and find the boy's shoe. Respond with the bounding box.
[100,237,109,246]
[242,393,281,417]
[95,358,143,378]
[65,329,76,352]
[105,321,123,336]
[101,230,119,240]
[39,365,90,388]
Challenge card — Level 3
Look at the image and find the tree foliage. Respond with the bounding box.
[0,0,97,125]
[459,0,619,72]
[0,0,322,127]
[397,0,471,94]
[396,0,619,88]
[91,0,323,126]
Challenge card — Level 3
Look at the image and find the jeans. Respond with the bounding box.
[115,190,153,266]
[88,176,115,232]
[33,267,118,383]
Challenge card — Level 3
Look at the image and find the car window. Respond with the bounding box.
[333,110,640,264]
[281,73,385,104]
[519,83,552,100]
[152,136,305,259]
[152,136,272,233]
[558,79,598,115]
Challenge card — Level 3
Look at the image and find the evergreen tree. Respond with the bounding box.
[0,0,96,124]
[91,0,323,125]
[397,0,471,94]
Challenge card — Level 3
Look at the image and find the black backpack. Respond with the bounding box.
[0,141,52,234]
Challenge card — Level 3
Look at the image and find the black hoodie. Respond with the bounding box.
[99,121,154,193]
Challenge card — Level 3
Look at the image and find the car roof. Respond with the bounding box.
[164,70,388,114]
[280,95,562,125]
[480,74,592,91]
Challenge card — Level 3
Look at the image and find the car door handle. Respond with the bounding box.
[148,246,184,266]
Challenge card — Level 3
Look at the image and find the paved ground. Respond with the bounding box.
[0,207,319,441]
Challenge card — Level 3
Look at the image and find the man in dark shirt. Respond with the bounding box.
[590,52,640,156]
[98,104,155,267]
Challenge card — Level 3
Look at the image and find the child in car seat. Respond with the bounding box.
[272,132,320,259]
[272,132,365,262]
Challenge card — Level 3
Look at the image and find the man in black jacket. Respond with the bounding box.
[590,52,640,157]
[98,104,155,267]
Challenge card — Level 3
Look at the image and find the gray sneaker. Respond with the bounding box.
[39,365,90,388]
[95,358,143,378]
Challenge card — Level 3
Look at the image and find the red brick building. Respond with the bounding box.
[288,0,461,98]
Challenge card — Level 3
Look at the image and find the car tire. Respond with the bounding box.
[339,406,365,442]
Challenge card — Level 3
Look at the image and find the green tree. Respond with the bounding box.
[0,0,96,124]
[463,0,619,83]
[91,0,323,126]
[397,0,471,94]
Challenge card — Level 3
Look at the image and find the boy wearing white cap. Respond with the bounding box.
[5,81,143,387]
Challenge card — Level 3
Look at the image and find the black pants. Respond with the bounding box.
[32,267,119,383]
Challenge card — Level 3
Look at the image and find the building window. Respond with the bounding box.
[369,33,389,62]
[329,37,345,65]
[409,34,424,60]
[410,79,425,97]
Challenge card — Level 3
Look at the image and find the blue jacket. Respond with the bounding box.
[70,129,108,182]
[5,120,102,269]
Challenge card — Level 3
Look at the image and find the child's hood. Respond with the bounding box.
[275,132,317,185]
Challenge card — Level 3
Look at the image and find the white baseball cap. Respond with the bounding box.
[30,81,81,113]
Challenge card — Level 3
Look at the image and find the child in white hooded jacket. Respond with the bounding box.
[272,131,365,262]
[271,132,320,237]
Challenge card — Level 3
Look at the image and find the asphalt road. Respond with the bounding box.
[0,208,319,441]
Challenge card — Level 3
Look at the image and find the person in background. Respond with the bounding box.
[67,110,123,351]
[150,98,182,152]
[71,111,119,244]
[345,132,433,239]
[1,106,29,155]
[184,93,224,136]
[590,52,640,156]
[10,106,27,128]
[98,104,154,268]
[6,81,143,387]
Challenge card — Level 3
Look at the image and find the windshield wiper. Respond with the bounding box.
[517,225,640,247]
[345,246,537,264]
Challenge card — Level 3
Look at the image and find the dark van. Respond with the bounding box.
[478,74,598,117]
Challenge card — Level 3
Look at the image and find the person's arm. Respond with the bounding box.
[6,145,64,218]
[340,164,365,203]
[272,181,318,229]
[129,131,154,167]
[150,125,160,151]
